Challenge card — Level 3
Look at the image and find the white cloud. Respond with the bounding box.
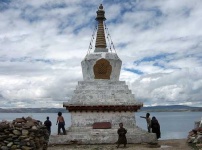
[131,68,202,106]
[0,0,202,108]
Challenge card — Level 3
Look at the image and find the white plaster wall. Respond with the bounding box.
[63,80,143,106]
[81,52,122,81]
[71,112,136,128]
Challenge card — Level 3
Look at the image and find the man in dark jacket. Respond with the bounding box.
[151,116,161,139]
[44,116,52,135]
[116,123,127,148]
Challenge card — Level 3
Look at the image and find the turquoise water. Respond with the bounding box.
[0,112,201,140]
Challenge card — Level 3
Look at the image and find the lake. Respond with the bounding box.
[0,112,201,140]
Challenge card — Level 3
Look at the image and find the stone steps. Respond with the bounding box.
[66,80,141,106]
[66,127,146,134]
[74,89,132,94]
[65,101,138,105]
[76,84,129,90]
[78,80,126,85]
[71,93,135,101]
[48,127,157,144]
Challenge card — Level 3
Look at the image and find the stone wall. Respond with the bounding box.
[0,117,49,150]
[187,119,202,149]
[71,112,136,128]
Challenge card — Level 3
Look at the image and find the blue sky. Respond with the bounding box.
[0,0,202,108]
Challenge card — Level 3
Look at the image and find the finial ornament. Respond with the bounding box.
[99,4,103,9]
[95,4,107,50]
[87,4,117,53]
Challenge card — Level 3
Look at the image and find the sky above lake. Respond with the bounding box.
[0,0,202,108]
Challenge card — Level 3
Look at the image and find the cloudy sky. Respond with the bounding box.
[0,0,202,108]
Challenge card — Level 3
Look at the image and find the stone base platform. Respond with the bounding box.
[49,127,157,145]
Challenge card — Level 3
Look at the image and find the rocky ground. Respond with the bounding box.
[48,139,194,150]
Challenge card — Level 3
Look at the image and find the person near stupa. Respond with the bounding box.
[56,112,66,135]
[116,123,127,148]
[140,113,151,132]
[151,116,161,139]
[44,116,52,135]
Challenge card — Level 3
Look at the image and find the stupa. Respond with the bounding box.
[52,4,156,144]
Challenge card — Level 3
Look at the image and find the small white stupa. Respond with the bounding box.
[50,4,157,144]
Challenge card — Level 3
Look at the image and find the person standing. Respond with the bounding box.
[140,113,151,132]
[116,123,127,148]
[44,116,52,135]
[56,112,66,135]
[151,116,161,139]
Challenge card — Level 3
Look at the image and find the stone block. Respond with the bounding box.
[92,122,111,129]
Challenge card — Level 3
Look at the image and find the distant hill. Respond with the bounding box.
[140,105,202,112]
[0,105,201,113]
[0,108,67,113]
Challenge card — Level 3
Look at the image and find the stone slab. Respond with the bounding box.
[93,122,111,129]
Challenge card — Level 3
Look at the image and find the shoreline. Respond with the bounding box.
[48,139,193,150]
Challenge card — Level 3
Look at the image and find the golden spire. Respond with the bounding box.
[95,4,108,52]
